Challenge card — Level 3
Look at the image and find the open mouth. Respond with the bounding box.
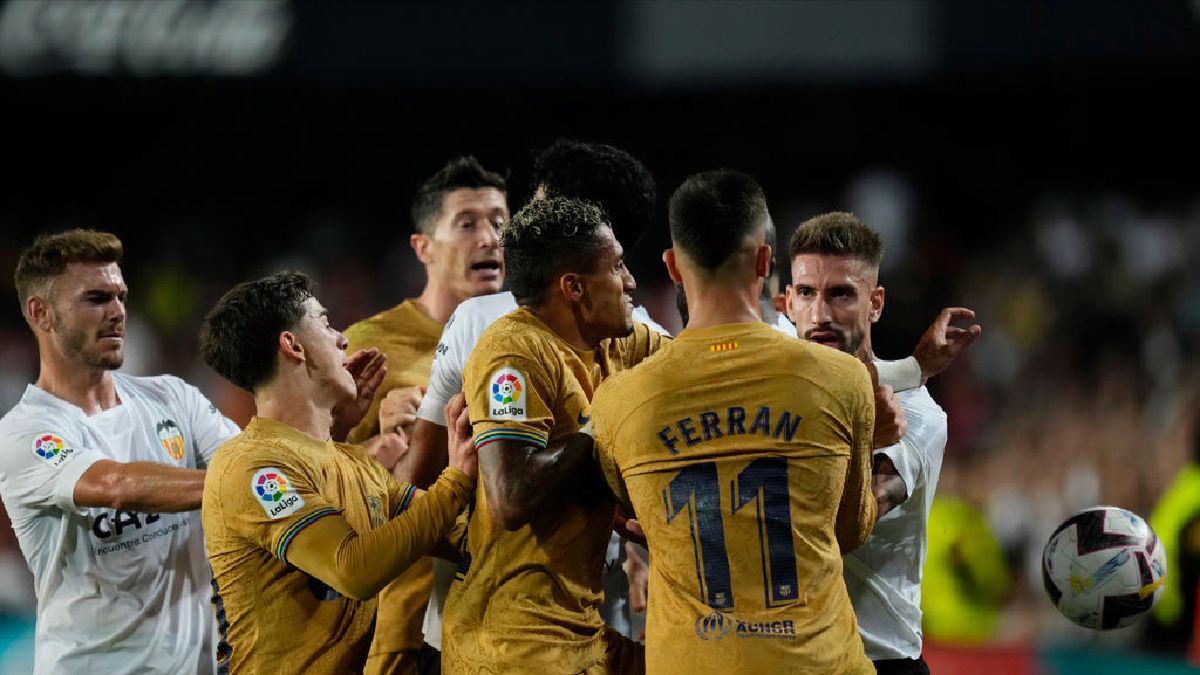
[470,260,502,276]
[806,332,841,348]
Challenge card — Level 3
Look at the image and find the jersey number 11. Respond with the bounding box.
[664,457,799,610]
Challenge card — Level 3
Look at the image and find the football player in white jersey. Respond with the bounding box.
[784,212,981,675]
[0,230,384,675]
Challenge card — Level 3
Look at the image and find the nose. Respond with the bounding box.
[807,294,832,325]
[107,296,127,322]
[622,267,637,292]
[336,333,349,352]
[479,221,500,249]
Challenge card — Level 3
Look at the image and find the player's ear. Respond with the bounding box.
[278,330,305,364]
[783,284,796,323]
[27,295,52,332]
[411,233,433,265]
[773,293,786,313]
[559,272,584,302]
[870,285,885,323]
[662,248,683,283]
[755,244,772,279]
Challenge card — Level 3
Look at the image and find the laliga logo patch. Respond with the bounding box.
[32,433,76,468]
[489,367,527,420]
[251,468,306,519]
[156,419,185,462]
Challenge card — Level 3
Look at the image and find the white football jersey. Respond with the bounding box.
[0,373,239,675]
[415,290,670,646]
[843,376,947,660]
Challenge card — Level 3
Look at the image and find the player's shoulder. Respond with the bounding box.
[208,422,306,481]
[454,291,518,326]
[797,339,868,377]
[112,372,197,405]
[475,308,553,354]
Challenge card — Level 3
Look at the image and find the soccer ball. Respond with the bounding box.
[1042,506,1167,630]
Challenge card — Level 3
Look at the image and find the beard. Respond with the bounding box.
[803,325,865,356]
[54,315,123,370]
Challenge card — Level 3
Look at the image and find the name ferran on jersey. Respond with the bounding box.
[252,468,305,519]
[489,367,527,421]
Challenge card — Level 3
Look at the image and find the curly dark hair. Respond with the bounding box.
[531,139,655,249]
[411,156,507,234]
[502,196,610,307]
[200,272,315,393]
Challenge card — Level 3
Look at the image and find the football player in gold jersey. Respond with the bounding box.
[343,157,508,675]
[444,197,665,674]
[198,272,478,675]
[590,170,877,674]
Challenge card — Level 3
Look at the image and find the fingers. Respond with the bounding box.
[444,392,467,427]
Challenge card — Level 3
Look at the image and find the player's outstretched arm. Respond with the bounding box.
[74,460,206,512]
[281,466,474,602]
[480,433,596,531]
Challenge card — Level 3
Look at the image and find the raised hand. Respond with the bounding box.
[331,348,387,441]
[912,307,982,384]
[380,385,425,437]
[872,384,906,449]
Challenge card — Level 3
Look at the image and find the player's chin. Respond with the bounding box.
[467,277,504,297]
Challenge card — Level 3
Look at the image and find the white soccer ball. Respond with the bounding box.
[1042,506,1167,630]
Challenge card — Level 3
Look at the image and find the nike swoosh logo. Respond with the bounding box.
[578,412,591,426]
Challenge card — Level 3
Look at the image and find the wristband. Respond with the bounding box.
[874,356,922,392]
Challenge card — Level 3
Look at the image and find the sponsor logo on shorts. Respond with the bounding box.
[694,611,796,641]
[32,433,75,468]
[251,468,305,519]
[489,367,527,420]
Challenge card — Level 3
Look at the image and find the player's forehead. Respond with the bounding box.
[301,296,328,318]
[58,262,125,294]
[596,224,622,260]
[439,187,508,222]
[789,253,871,285]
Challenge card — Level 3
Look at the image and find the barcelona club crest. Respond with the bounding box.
[156,419,185,462]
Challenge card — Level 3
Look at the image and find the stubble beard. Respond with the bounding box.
[54,315,122,371]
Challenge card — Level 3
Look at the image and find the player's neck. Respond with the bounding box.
[412,281,463,325]
[254,383,335,442]
[35,349,120,416]
[681,284,761,331]
[529,302,594,351]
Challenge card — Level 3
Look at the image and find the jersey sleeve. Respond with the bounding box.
[170,377,240,468]
[212,447,343,563]
[875,389,948,500]
[0,424,107,513]
[589,378,632,508]
[835,362,878,554]
[464,345,557,451]
[416,312,471,427]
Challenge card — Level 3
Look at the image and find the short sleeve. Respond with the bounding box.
[463,346,556,451]
[876,388,947,498]
[0,425,105,513]
[589,379,631,507]
[213,450,341,563]
[171,377,240,468]
[417,316,469,426]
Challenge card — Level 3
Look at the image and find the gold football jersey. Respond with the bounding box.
[443,307,664,674]
[591,322,877,674]
[345,299,443,673]
[203,417,416,675]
